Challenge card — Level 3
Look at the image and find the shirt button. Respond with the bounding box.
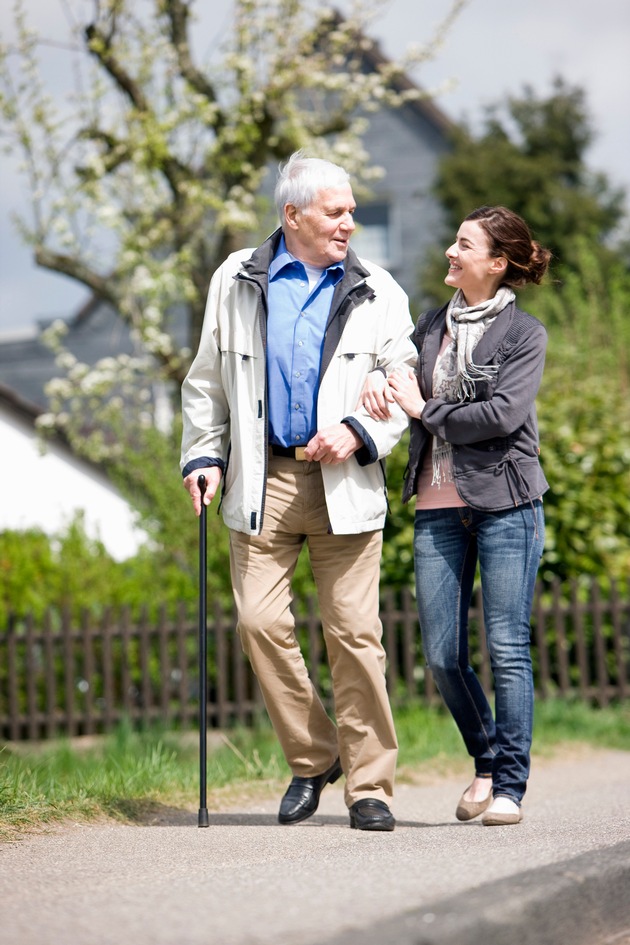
[295,372,301,377]
[294,404,300,410]
[300,281,306,287]
[298,341,304,347]
[295,435,302,441]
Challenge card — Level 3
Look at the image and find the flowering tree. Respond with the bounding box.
[0,0,464,573]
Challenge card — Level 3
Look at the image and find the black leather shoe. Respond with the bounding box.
[278,758,343,824]
[349,798,395,831]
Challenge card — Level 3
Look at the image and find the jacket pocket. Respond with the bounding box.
[218,312,262,359]
[335,330,380,375]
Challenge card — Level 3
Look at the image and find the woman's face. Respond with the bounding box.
[444,220,506,305]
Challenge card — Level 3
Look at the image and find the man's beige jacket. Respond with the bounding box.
[181,230,416,535]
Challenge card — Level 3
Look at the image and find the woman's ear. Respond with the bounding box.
[489,255,508,276]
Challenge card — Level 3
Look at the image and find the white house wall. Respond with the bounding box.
[0,406,147,561]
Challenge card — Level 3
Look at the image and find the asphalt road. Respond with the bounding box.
[2,747,629,945]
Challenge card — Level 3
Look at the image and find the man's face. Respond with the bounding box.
[283,184,356,268]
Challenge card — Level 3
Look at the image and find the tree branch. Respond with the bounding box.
[163,0,224,132]
[34,246,119,309]
[76,125,193,199]
[84,23,149,112]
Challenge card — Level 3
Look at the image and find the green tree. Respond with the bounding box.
[420,77,627,306]
[535,242,630,585]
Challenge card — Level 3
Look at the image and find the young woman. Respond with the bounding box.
[362,206,552,825]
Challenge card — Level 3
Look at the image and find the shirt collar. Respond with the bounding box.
[269,234,345,283]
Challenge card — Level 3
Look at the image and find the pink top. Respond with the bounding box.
[415,331,466,511]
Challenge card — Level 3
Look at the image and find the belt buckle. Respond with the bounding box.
[294,447,307,461]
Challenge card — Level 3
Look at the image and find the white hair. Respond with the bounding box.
[274,150,350,223]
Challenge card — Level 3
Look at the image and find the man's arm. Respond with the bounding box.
[180,265,231,506]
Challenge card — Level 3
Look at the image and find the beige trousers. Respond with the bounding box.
[228,453,398,807]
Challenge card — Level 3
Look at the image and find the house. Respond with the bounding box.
[0,383,147,560]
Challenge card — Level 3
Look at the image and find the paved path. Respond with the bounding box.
[2,747,630,945]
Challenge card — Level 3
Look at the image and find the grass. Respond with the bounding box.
[1,699,629,841]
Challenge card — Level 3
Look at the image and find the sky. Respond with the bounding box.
[1,0,629,335]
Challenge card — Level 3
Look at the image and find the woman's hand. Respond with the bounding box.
[388,368,426,419]
[356,370,395,420]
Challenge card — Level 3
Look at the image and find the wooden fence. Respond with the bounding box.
[1,578,629,741]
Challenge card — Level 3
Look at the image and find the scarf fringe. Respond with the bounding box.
[456,362,499,401]
[431,442,454,487]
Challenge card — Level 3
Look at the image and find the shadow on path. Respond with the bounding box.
[107,800,438,830]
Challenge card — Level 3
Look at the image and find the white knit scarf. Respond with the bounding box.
[431,286,515,487]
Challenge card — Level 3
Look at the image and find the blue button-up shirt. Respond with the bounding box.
[267,238,345,447]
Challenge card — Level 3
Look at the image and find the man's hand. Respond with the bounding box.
[304,424,362,464]
[183,466,223,516]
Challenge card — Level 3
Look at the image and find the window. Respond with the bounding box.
[352,203,391,267]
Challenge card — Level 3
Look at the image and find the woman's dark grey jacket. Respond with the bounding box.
[403,300,549,511]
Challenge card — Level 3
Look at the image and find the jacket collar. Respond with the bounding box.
[239,227,371,289]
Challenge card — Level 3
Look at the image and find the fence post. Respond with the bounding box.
[591,582,610,707]
[552,578,571,695]
[400,587,417,701]
[61,607,77,737]
[571,580,590,701]
[139,606,152,728]
[7,613,20,741]
[533,582,550,699]
[44,609,56,739]
[214,601,228,729]
[81,609,96,736]
[610,580,628,701]
[102,608,115,733]
[25,613,38,741]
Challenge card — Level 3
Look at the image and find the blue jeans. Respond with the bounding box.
[413,502,544,803]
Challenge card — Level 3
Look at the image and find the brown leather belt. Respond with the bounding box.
[270,445,308,461]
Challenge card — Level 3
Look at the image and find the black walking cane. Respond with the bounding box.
[197,474,210,827]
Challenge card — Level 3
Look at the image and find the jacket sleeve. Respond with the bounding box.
[344,281,416,463]
[421,320,547,445]
[180,267,231,473]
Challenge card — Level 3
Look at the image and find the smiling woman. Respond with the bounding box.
[361,204,553,827]
[444,208,550,307]
[444,220,509,306]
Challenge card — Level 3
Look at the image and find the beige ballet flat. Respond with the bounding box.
[455,783,493,822]
[482,796,524,826]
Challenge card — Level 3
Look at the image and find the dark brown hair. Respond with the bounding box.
[465,206,552,287]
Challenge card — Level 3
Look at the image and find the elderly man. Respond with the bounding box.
[181,151,415,831]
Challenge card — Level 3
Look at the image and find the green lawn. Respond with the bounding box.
[1,699,629,841]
